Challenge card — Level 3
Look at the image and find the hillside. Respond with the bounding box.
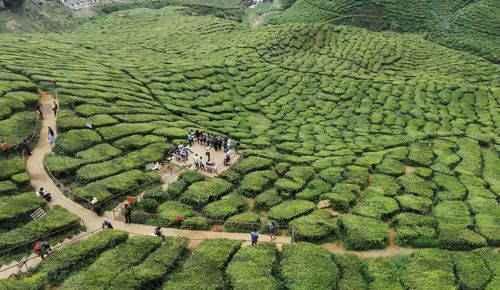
[268,0,500,62]
[0,1,499,289]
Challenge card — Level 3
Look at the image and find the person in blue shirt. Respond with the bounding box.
[250,230,259,246]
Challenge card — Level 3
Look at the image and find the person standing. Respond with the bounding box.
[250,230,259,246]
[269,221,277,240]
[205,145,211,161]
[36,106,44,120]
[52,100,58,117]
[124,203,132,224]
[48,127,56,148]
[21,139,31,156]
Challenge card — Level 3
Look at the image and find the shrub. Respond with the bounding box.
[254,188,282,210]
[60,236,162,290]
[217,169,241,184]
[180,217,210,230]
[392,213,437,247]
[33,230,128,285]
[371,174,401,196]
[434,173,466,201]
[366,258,403,290]
[152,127,187,140]
[233,156,273,174]
[343,166,369,186]
[76,142,166,182]
[284,166,315,184]
[352,194,399,219]
[74,143,122,163]
[239,170,276,197]
[0,180,17,195]
[289,210,337,242]
[395,194,432,214]
[401,249,456,290]
[324,193,356,212]
[226,243,278,290]
[54,129,102,155]
[339,214,389,250]
[75,169,156,201]
[335,254,367,290]
[158,201,194,226]
[163,239,242,290]
[398,174,436,198]
[438,228,487,250]
[0,192,45,230]
[376,158,405,176]
[113,135,166,151]
[408,142,434,166]
[11,172,29,186]
[97,123,157,141]
[0,157,25,180]
[181,178,233,208]
[280,243,339,290]
[108,237,189,290]
[0,272,47,290]
[274,178,304,193]
[475,214,500,246]
[453,252,491,290]
[44,155,83,177]
[433,201,472,229]
[319,167,344,184]
[268,200,315,223]
[275,162,291,176]
[0,206,80,252]
[202,194,247,220]
[177,170,205,185]
[225,212,260,233]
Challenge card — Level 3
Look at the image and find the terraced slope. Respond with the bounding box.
[269,0,500,62]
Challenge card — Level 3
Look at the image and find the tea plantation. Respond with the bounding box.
[1,231,499,290]
[0,0,499,288]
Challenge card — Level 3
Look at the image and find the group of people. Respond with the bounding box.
[250,221,278,245]
[35,100,58,120]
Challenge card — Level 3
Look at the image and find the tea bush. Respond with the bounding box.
[60,236,161,290]
[268,200,315,223]
[280,243,339,290]
[339,214,389,250]
[226,243,278,290]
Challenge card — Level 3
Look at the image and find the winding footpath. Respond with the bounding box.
[1,93,416,278]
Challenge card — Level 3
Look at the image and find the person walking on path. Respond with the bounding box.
[21,139,31,156]
[269,221,277,240]
[52,100,58,117]
[250,230,259,246]
[48,127,56,148]
[36,106,44,120]
[124,203,132,224]
[102,219,113,229]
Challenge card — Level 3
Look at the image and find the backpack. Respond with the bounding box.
[34,243,42,251]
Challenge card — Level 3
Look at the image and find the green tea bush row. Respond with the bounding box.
[60,236,162,290]
[108,237,189,290]
[0,206,80,252]
[226,243,278,290]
